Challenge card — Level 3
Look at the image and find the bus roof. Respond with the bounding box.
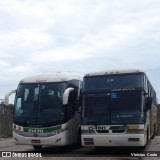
[85,69,144,77]
[20,72,81,83]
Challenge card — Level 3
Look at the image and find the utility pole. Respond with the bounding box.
[0,99,5,114]
[0,99,4,103]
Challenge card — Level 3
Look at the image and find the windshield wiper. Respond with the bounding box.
[86,119,97,125]
[111,113,127,126]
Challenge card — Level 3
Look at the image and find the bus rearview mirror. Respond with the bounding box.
[63,87,74,105]
[4,89,16,106]
[146,97,152,110]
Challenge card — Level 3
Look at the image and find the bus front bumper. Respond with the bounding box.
[81,134,146,147]
[13,131,69,146]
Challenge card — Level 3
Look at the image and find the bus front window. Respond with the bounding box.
[82,93,110,125]
[111,91,143,124]
[14,83,67,127]
[82,91,144,125]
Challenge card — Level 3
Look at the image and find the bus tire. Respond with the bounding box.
[151,124,156,139]
[33,145,42,150]
[140,145,146,150]
[147,127,149,141]
[76,128,82,147]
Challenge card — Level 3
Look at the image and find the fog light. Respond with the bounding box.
[128,138,139,141]
[84,138,93,141]
[84,141,94,145]
[84,138,94,145]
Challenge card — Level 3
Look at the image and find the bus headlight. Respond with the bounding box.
[52,128,65,135]
[81,130,96,134]
[128,138,139,141]
[126,129,144,134]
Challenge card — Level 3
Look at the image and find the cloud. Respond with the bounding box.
[0,0,160,102]
[34,49,92,62]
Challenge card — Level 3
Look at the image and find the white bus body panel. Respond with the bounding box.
[81,124,147,147]
[13,115,81,146]
[13,131,69,146]
[81,134,146,147]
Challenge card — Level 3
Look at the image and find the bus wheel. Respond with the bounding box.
[140,143,146,150]
[33,145,42,150]
[76,128,82,148]
[147,127,149,141]
[151,124,156,139]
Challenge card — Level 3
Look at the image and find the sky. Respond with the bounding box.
[0,0,160,103]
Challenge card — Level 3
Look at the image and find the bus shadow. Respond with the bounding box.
[30,146,147,157]
[29,144,82,156]
[25,145,149,157]
[84,146,147,157]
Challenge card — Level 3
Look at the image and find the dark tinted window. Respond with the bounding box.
[84,74,144,90]
[14,83,67,127]
[82,91,143,125]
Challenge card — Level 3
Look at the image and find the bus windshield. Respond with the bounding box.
[82,91,143,125]
[83,74,143,90]
[14,83,67,127]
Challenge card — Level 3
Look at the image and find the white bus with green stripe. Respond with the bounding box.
[5,73,82,150]
[81,69,158,147]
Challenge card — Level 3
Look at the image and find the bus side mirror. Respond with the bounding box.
[63,88,74,105]
[146,97,152,110]
[4,89,16,106]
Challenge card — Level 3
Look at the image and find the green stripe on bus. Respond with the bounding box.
[23,125,62,133]
[109,126,128,130]
[13,124,62,133]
